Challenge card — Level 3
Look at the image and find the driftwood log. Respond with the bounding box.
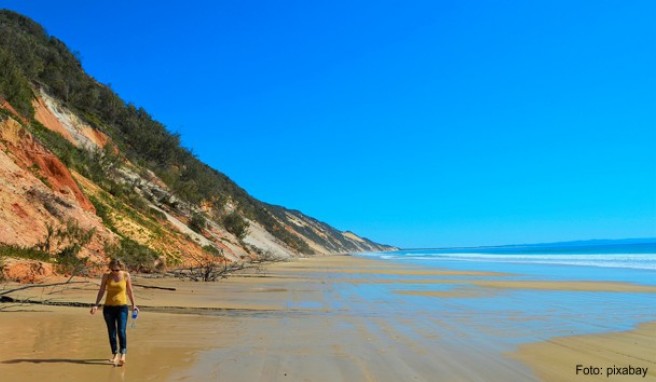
[132,283,176,291]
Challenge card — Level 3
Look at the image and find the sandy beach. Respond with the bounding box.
[1,255,655,381]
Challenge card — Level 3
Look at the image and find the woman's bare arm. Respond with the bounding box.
[125,272,138,311]
[90,274,107,314]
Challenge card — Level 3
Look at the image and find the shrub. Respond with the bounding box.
[0,47,34,117]
[149,207,166,220]
[202,244,223,257]
[50,220,95,275]
[105,237,160,273]
[222,212,249,240]
[55,243,89,275]
[189,212,206,233]
[0,220,98,276]
[0,257,4,282]
[0,244,50,262]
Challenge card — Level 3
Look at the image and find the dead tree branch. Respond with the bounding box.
[0,280,89,297]
[132,283,176,291]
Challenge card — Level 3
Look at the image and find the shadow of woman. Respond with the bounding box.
[2,358,110,366]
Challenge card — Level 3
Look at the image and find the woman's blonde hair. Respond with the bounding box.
[108,258,125,270]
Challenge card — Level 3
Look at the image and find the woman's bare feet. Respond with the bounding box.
[117,354,126,367]
[110,354,119,365]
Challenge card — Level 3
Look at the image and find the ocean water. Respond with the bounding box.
[356,242,656,342]
[360,242,656,285]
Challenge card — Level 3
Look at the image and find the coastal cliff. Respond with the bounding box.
[0,10,395,282]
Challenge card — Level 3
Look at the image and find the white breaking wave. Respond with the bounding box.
[362,252,656,271]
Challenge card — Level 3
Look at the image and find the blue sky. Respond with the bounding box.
[2,1,655,248]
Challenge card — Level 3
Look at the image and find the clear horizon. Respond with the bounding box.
[394,237,656,250]
[2,1,655,248]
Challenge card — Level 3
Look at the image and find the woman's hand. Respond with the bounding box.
[90,305,99,315]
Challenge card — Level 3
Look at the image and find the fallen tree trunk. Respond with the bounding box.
[132,283,176,291]
[0,280,89,297]
[0,295,92,307]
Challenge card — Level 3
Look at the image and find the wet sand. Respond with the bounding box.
[514,321,656,381]
[1,255,655,381]
[0,305,228,381]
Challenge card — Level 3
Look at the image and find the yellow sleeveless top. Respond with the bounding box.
[105,272,128,306]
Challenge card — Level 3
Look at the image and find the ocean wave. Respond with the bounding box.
[362,252,656,271]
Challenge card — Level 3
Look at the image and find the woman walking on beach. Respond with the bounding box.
[90,259,138,366]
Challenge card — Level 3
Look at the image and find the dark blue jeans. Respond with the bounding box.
[103,305,128,355]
